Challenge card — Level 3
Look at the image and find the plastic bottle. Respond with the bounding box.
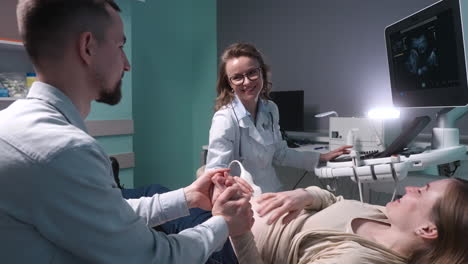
[26,72,36,89]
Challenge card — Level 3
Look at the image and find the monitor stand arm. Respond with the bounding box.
[432,105,468,149]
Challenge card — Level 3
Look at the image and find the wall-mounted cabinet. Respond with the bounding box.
[0,0,33,109]
[0,39,33,109]
[0,39,33,72]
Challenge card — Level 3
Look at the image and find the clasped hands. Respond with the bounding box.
[184,168,255,237]
[185,167,318,236]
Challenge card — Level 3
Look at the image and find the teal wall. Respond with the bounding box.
[132,0,217,189]
[87,0,134,188]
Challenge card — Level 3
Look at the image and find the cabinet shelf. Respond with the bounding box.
[0,39,29,110]
[0,39,25,51]
[0,97,18,109]
[0,97,21,101]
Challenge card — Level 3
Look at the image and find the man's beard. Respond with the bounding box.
[96,79,122,106]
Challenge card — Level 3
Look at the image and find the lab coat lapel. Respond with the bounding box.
[238,117,266,145]
[238,110,275,146]
[256,110,275,145]
[248,121,266,145]
[232,96,272,146]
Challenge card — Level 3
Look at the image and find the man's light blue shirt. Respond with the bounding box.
[0,82,228,263]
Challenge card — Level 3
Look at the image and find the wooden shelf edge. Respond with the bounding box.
[0,39,23,46]
[0,97,22,101]
[0,39,25,52]
[0,98,17,110]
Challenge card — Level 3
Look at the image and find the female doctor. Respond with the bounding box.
[205,43,350,193]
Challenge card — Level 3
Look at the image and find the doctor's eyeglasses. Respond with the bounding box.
[229,67,262,86]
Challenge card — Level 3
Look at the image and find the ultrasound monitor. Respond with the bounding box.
[385,0,468,108]
[269,90,304,131]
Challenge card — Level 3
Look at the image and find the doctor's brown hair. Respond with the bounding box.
[214,43,272,111]
[16,0,120,66]
[408,177,468,264]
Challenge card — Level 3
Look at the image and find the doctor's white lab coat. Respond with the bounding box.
[206,96,320,193]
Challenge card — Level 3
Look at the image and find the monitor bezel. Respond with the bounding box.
[385,0,468,108]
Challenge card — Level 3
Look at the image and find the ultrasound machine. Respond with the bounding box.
[314,0,468,202]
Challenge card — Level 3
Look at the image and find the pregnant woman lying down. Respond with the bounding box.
[214,176,468,264]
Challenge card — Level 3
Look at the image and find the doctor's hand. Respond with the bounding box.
[184,168,230,211]
[319,145,352,161]
[212,184,254,237]
[255,189,314,225]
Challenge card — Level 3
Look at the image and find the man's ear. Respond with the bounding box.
[415,223,438,240]
[78,32,96,65]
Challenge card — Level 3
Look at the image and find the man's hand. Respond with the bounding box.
[319,145,352,161]
[255,189,314,225]
[183,168,230,211]
[212,184,254,237]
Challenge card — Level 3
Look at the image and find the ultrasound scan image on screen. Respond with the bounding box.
[389,10,459,94]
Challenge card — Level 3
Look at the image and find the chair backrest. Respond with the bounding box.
[110,156,123,189]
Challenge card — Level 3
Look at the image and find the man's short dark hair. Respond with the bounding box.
[17,0,121,65]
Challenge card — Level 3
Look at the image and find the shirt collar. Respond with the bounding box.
[257,97,268,114]
[231,95,249,120]
[231,94,269,120]
[256,100,271,125]
[26,82,88,133]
